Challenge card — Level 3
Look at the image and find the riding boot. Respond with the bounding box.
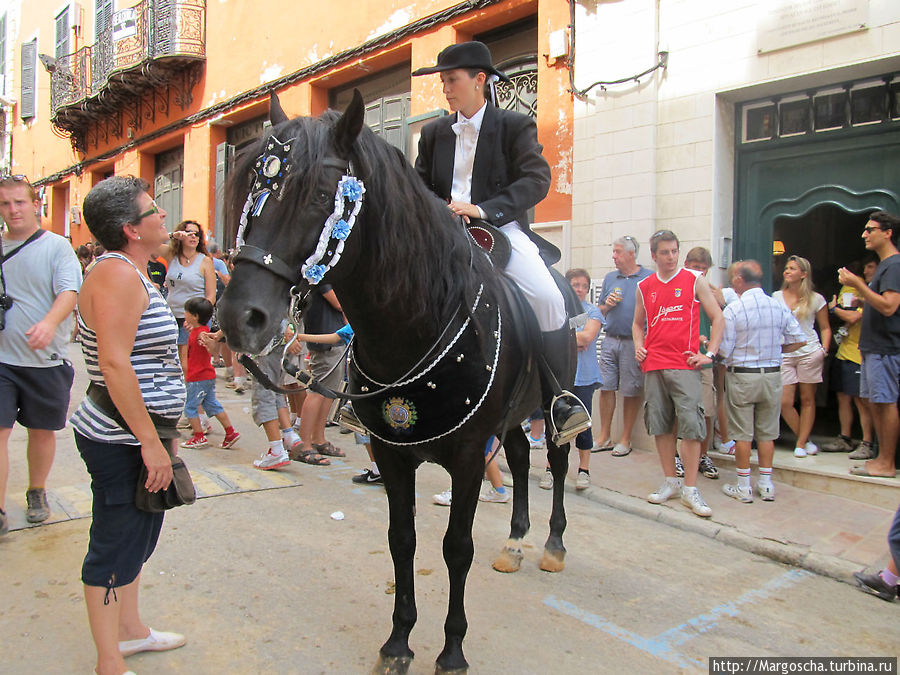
[538,325,591,446]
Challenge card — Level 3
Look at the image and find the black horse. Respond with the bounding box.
[217,91,577,673]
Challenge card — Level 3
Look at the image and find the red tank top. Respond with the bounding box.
[638,268,700,372]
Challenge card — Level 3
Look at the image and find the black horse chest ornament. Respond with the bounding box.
[349,287,501,445]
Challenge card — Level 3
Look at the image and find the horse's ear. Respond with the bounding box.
[333,89,365,159]
[269,91,289,127]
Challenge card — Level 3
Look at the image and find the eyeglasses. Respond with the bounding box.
[183,230,200,238]
[0,174,29,183]
[136,199,160,220]
[864,225,884,234]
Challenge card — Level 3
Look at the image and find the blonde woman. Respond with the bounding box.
[774,255,831,457]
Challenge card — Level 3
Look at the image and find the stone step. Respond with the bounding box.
[708,442,899,510]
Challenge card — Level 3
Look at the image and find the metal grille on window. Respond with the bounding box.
[494,56,537,119]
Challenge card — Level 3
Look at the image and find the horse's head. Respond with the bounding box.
[217,90,365,354]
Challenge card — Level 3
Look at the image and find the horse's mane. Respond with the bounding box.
[227,109,494,332]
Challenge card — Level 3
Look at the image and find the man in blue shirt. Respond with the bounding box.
[595,235,652,457]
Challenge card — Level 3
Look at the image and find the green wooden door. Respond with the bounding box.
[735,129,900,291]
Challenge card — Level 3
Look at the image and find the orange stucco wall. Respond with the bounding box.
[10,0,573,246]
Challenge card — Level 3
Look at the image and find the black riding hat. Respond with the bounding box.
[412,41,510,83]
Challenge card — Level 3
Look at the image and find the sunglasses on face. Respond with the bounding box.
[183,231,200,238]
[136,199,161,220]
[864,225,884,234]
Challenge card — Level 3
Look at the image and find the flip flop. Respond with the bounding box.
[591,440,615,453]
[611,443,632,457]
[849,466,897,478]
[312,441,345,457]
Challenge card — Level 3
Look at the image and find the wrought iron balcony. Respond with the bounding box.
[50,0,206,152]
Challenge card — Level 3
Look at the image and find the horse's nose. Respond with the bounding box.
[244,306,268,331]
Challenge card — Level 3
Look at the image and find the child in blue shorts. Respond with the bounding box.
[181,298,240,449]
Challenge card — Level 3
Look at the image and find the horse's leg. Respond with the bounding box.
[372,449,419,675]
[541,438,568,572]
[435,460,482,673]
[493,427,530,573]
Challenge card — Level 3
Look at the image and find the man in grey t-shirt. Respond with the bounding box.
[0,176,81,535]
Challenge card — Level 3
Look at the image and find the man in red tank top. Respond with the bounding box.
[632,230,724,518]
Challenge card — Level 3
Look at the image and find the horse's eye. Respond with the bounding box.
[315,190,331,206]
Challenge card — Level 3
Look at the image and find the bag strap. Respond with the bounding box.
[1,228,44,264]
[0,228,44,295]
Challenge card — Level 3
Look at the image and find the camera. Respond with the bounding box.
[0,294,13,331]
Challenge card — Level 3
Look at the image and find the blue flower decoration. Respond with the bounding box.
[332,218,351,240]
[303,264,326,283]
[341,178,363,202]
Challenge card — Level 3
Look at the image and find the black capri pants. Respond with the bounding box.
[75,432,164,591]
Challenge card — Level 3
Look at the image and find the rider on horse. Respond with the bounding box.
[412,40,591,446]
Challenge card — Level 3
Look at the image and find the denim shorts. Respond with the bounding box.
[0,362,74,429]
[860,353,900,404]
[184,379,224,418]
[76,432,164,589]
[599,336,644,397]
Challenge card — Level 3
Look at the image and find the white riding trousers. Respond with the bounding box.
[499,222,566,332]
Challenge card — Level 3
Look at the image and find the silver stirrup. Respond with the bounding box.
[547,390,592,446]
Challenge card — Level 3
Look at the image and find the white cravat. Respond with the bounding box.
[450,103,487,205]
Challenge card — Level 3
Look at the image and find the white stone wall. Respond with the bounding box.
[572,0,900,282]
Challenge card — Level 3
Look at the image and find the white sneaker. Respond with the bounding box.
[680,487,712,517]
[479,484,511,503]
[793,446,807,458]
[804,441,819,456]
[717,440,736,455]
[722,482,753,503]
[575,471,591,490]
[648,478,683,504]
[539,470,553,490]
[757,482,775,501]
[253,448,290,470]
[433,489,452,506]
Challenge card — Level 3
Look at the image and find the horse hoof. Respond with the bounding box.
[435,665,468,674]
[372,654,413,675]
[539,549,566,573]
[492,546,523,573]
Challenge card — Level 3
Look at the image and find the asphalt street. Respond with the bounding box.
[2,347,899,673]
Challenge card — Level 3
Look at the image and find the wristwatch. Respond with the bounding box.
[705,350,717,360]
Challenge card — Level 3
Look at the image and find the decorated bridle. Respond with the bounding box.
[233,133,365,294]
[230,130,480,412]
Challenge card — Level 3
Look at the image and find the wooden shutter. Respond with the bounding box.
[55,7,70,59]
[0,15,7,94]
[95,0,114,35]
[215,141,234,246]
[20,39,36,120]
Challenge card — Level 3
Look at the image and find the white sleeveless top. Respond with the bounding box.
[70,253,186,444]
[165,253,208,319]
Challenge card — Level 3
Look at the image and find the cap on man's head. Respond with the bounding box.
[412,41,510,82]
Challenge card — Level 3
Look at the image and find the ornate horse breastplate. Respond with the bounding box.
[349,287,501,446]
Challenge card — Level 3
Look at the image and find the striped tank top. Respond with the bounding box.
[70,252,186,444]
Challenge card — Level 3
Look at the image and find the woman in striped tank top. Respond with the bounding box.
[73,176,187,675]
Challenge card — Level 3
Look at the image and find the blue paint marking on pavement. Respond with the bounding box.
[544,595,702,668]
[545,569,812,668]
[657,569,812,647]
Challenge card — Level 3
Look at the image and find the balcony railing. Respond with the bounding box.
[51,0,206,150]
